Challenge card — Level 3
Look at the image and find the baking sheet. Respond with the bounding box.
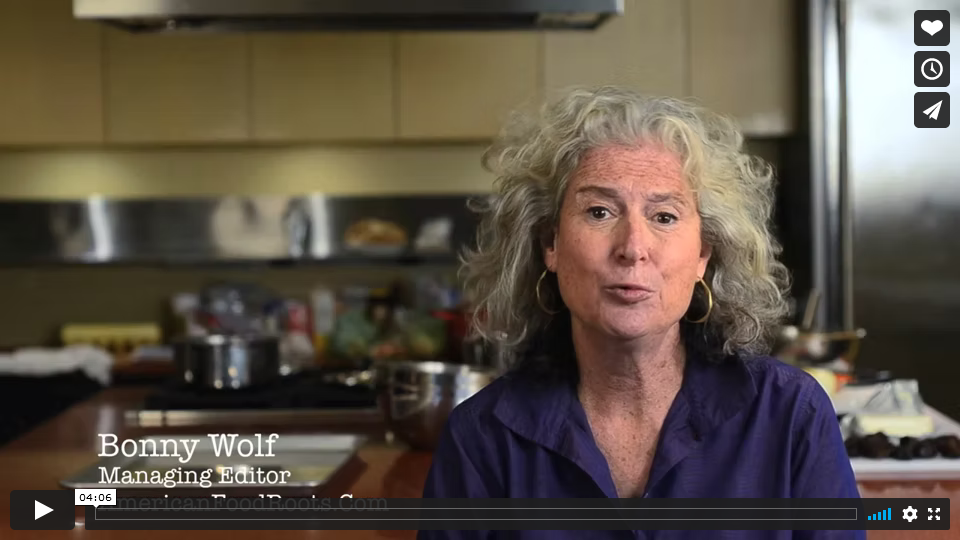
[61,433,365,490]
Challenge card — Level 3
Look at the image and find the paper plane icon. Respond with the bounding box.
[924,100,943,120]
[35,500,53,520]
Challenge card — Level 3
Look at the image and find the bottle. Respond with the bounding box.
[309,286,337,364]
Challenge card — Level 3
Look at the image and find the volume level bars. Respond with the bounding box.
[868,508,891,521]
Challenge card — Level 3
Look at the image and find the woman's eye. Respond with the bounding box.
[655,212,678,225]
[587,206,611,220]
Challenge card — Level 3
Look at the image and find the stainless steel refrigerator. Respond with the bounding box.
[809,0,960,417]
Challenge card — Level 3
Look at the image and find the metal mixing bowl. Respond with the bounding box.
[376,360,498,450]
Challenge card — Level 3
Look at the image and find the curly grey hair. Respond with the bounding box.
[461,86,791,368]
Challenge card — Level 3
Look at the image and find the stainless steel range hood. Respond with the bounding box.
[73,0,622,33]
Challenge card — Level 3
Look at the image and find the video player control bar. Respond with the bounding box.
[81,498,950,531]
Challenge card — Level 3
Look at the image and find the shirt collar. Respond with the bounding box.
[678,352,759,439]
[492,350,759,470]
[491,367,575,452]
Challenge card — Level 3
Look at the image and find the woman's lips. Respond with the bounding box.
[603,285,655,303]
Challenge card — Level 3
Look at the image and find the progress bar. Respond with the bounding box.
[80,497,950,531]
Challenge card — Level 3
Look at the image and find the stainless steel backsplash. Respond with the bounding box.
[0,194,482,264]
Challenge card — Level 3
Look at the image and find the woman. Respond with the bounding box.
[420,87,863,539]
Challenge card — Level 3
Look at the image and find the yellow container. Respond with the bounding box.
[61,323,162,355]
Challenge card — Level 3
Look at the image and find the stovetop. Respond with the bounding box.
[143,369,378,411]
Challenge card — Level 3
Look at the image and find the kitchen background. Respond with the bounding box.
[0,0,955,439]
[0,0,800,340]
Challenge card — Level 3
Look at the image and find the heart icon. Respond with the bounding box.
[922,19,944,35]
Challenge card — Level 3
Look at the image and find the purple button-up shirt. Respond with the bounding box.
[418,354,865,540]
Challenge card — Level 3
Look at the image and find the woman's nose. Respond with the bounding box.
[613,217,651,264]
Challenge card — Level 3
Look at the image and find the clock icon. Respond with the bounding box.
[915,51,950,87]
[922,58,944,80]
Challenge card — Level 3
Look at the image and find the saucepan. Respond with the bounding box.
[173,333,281,390]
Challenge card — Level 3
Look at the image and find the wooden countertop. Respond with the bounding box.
[1,386,957,539]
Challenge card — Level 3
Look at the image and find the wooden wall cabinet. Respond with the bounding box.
[104,31,250,144]
[397,32,541,140]
[0,0,798,147]
[251,33,395,142]
[544,0,687,99]
[0,0,103,145]
[689,0,797,135]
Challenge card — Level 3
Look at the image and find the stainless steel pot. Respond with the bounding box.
[376,360,498,450]
[173,334,281,390]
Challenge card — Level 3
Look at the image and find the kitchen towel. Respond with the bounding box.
[0,345,113,386]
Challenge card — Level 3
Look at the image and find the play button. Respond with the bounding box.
[34,500,53,520]
[10,490,75,530]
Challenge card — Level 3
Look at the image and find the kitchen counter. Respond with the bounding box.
[1,386,957,540]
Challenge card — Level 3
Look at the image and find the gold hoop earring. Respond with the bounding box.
[536,270,560,315]
[684,277,713,324]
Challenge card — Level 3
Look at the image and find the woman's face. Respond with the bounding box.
[544,144,711,341]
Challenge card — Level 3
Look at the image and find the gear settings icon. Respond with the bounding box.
[903,506,918,522]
